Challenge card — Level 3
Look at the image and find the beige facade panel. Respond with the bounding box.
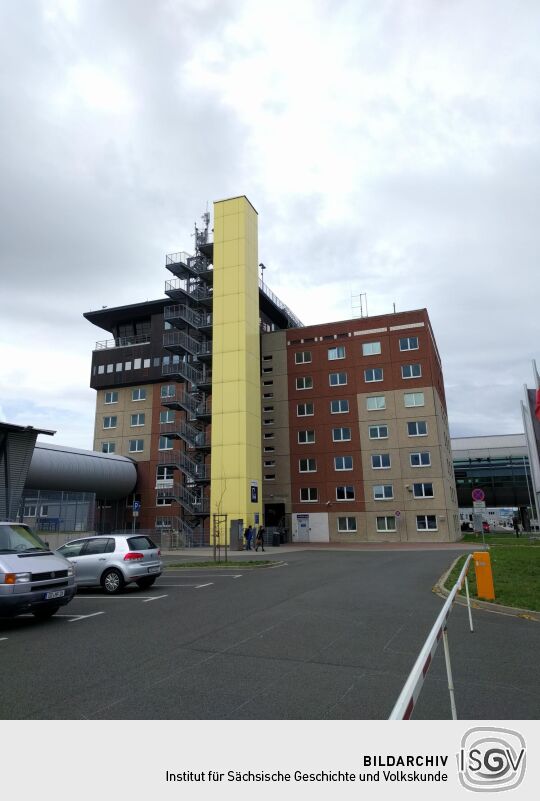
[93,385,154,461]
[328,511,367,543]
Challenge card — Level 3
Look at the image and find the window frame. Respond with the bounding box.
[362,341,381,356]
[368,424,388,439]
[364,368,384,383]
[401,363,422,379]
[334,455,353,471]
[337,516,357,532]
[399,336,419,351]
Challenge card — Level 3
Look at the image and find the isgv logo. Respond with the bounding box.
[457,727,526,792]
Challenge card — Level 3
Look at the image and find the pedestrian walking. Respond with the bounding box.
[513,517,520,538]
[245,525,253,550]
[255,526,265,552]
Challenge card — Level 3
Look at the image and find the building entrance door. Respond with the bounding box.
[294,514,310,542]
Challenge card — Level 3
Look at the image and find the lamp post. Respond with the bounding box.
[259,262,266,287]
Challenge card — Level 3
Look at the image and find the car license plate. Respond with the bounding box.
[45,590,65,600]
[148,567,160,574]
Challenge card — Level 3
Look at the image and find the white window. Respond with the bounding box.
[376,515,396,532]
[399,336,419,351]
[144,358,151,368]
[161,385,175,399]
[129,439,144,452]
[24,504,37,517]
[105,391,118,404]
[156,466,174,481]
[103,416,117,429]
[130,413,145,427]
[115,363,122,372]
[106,364,113,373]
[410,452,431,467]
[132,388,146,401]
[332,427,351,442]
[330,399,349,414]
[159,410,175,424]
[298,430,315,444]
[365,368,383,382]
[300,487,318,502]
[373,484,393,500]
[329,372,347,386]
[372,453,391,469]
[407,421,428,436]
[336,486,355,501]
[413,482,434,498]
[297,402,314,416]
[159,436,173,451]
[404,392,425,407]
[366,395,386,411]
[296,376,313,390]
[125,361,132,371]
[133,358,142,369]
[97,365,105,374]
[101,442,116,454]
[299,458,317,472]
[417,515,438,531]
[334,455,353,471]
[337,517,357,532]
[295,351,312,364]
[401,363,422,379]
[369,425,388,439]
[362,341,381,356]
[328,345,346,360]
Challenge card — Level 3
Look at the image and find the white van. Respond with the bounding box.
[0,522,77,619]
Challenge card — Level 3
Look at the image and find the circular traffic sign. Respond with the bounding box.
[471,488,485,502]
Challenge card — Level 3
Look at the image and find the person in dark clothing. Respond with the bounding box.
[513,517,520,538]
[255,526,265,552]
[245,525,253,550]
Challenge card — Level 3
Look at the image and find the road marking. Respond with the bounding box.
[195,583,213,589]
[142,595,168,603]
[0,637,8,642]
[164,573,242,578]
[152,583,205,588]
[68,612,105,622]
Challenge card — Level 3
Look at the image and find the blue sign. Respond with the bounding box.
[133,501,141,511]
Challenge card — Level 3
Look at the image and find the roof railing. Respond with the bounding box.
[94,334,151,350]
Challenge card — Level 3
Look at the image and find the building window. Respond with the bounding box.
[97,365,105,374]
[330,399,349,414]
[125,361,132,371]
[334,455,353,471]
[116,363,122,372]
[407,421,428,436]
[366,395,386,410]
[328,345,346,360]
[153,357,161,367]
[263,380,273,386]
[296,376,313,390]
[300,487,318,502]
[159,436,173,451]
[369,425,388,439]
[264,460,275,467]
[297,402,314,416]
[262,355,273,362]
[159,410,175,424]
[377,515,396,532]
[262,367,273,374]
[332,427,351,442]
[298,430,315,444]
[163,356,170,366]
[399,336,419,351]
[337,517,357,532]
[132,388,146,401]
[417,515,438,531]
[410,452,431,467]
[263,419,274,426]
[156,466,174,481]
[373,484,394,500]
[263,392,274,399]
[133,358,142,369]
[299,458,317,472]
[101,442,116,454]
[105,391,118,404]
[264,448,275,454]
[130,413,145,427]
[263,433,275,440]
[362,341,381,356]
[371,453,391,469]
[336,485,355,501]
[329,372,347,386]
[413,482,434,498]
[404,392,425,407]
[295,351,312,364]
[264,474,276,481]
[103,416,117,429]
[24,504,37,517]
[144,358,151,368]
[365,368,383,382]
[106,364,113,373]
[161,385,175,399]
[129,439,144,452]
[401,363,422,379]
[156,497,172,506]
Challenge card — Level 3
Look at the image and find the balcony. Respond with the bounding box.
[163,330,212,360]
[94,333,151,350]
[165,278,213,306]
[164,304,212,331]
[166,251,213,281]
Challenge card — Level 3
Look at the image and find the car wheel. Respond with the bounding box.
[32,605,60,620]
[101,568,125,595]
[136,577,157,590]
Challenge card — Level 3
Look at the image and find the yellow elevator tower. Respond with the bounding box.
[210,196,263,537]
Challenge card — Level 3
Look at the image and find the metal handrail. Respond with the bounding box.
[164,304,212,329]
[165,278,213,302]
[163,330,212,357]
[162,360,211,386]
[389,554,474,720]
[94,334,151,350]
[259,278,303,328]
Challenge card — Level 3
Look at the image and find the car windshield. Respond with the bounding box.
[0,524,49,553]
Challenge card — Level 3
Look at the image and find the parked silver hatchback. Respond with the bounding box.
[0,522,76,619]
[57,534,162,594]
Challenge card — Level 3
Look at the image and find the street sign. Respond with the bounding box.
[133,501,141,511]
[132,511,139,518]
[395,511,401,517]
[473,501,486,509]
[471,488,485,502]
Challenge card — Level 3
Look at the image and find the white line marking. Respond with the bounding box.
[142,595,168,603]
[152,583,204,588]
[164,573,242,578]
[0,637,8,642]
[68,612,105,622]
[195,583,213,589]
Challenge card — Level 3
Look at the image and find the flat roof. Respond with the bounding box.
[0,422,55,436]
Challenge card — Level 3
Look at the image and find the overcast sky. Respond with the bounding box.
[1,0,539,449]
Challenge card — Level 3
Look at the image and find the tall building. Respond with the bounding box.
[85,195,459,543]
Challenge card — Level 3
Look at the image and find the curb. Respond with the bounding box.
[433,556,540,622]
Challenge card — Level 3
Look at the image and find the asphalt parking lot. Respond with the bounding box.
[1,548,539,720]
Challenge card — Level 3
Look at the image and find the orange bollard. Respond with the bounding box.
[473,551,495,601]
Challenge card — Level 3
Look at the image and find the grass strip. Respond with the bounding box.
[445,548,540,612]
[461,534,540,547]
